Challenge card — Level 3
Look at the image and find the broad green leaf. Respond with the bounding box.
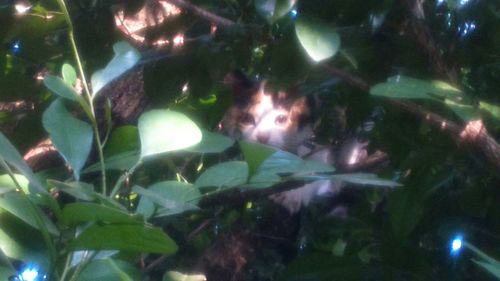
[295,17,341,62]
[0,174,29,193]
[0,191,59,235]
[138,110,202,158]
[239,141,275,177]
[480,101,500,120]
[91,41,141,95]
[69,224,178,254]
[445,99,479,121]
[61,63,77,86]
[186,130,234,153]
[195,161,248,190]
[135,181,200,219]
[104,126,139,157]
[76,259,141,281]
[0,132,46,193]
[60,202,143,226]
[255,0,297,22]
[370,76,462,100]
[163,271,207,281]
[84,151,139,173]
[43,75,79,101]
[42,99,93,181]
[328,173,401,187]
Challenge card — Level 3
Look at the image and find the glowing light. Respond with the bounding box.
[11,40,21,55]
[290,9,298,18]
[19,266,39,281]
[173,34,184,46]
[450,235,463,254]
[15,2,32,14]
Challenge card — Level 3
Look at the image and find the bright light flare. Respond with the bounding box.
[15,1,32,14]
[450,235,463,255]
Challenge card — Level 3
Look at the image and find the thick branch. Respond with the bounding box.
[166,0,235,27]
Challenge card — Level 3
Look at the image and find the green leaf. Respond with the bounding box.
[135,181,200,219]
[370,76,462,100]
[44,75,79,101]
[255,0,297,22]
[84,151,140,173]
[328,173,401,187]
[91,41,141,95]
[60,202,143,226]
[49,180,95,201]
[239,141,275,177]
[465,242,500,268]
[42,99,93,181]
[104,126,140,157]
[445,99,479,122]
[0,132,46,193]
[186,130,234,153]
[0,191,59,235]
[295,17,341,62]
[479,101,500,120]
[76,259,141,281]
[163,271,207,281]
[138,110,202,158]
[69,224,178,254]
[195,161,249,190]
[62,63,77,86]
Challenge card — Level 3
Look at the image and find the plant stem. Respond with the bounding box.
[110,160,142,198]
[56,0,107,195]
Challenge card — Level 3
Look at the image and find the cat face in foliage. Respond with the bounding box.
[221,75,312,152]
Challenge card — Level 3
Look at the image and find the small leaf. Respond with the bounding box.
[295,17,341,62]
[76,259,141,281]
[44,75,79,101]
[329,173,401,187]
[84,151,139,173]
[61,63,77,86]
[195,161,249,190]
[0,132,46,193]
[479,101,500,120]
[163,271,207,281]
[370,76,462,100]
[60,202,143,226]
[91,41,141,95]
[186,130,234,153]
[239,141,275,177]
[135,181,200,219]
[138,110,202,158]
[104,126,140,157]
[69,224,178,254]
[42,99,93,180]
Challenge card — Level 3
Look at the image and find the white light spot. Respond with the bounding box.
[15,2,32,14]
[450,236,463,254]
[173,34,184,46]
[20,267,39,281]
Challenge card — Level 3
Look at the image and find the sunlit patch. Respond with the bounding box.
[290,8,298,18]
[152,38,170,47]
[458,21,476,37]
[15,1,32,14]
[210,24,218,35]
[173,34,185,47]
[182,83,189,93]
[450,235,463,255]
[460,119,484,141]
[347,145,362,165]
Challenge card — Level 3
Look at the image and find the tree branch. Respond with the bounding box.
[166,0,236,28]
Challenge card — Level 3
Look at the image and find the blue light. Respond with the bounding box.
[11,40,21,55]
[290,9,298,19]
[450,235,463,255]
[19,267,38,281]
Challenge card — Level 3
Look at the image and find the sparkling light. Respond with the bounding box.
[15,2,32,14]
[290,9,298,18]
[19,266,39,281]
[11,40,21,55]
[450,235,463,254]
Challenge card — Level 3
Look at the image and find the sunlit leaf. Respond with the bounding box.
[328,173,401,187]
[195,161,249,190]
[76,259,141,281]
[163,271,207,281]
[61,63,77,86]
[69,224,178,254]
[0,132,46,194]
[472,259,500,279]
[255,0,297,22]
[445,99,479,121]
[44,75,79,101]
[186,130,234,153]
[295,17,341,62]
[104,126,139,157]
[42,99,93,180]
[239,141,275,177]
[479,101,500,120]
[138,110,202,158]
[370,76,462,100]
[135,181,200,219]
[91,41,141,95]
[60,202,143,226]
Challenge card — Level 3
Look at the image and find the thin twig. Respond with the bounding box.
[166,0,236,27]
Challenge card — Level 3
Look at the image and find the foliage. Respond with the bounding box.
[0,0,500,280]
